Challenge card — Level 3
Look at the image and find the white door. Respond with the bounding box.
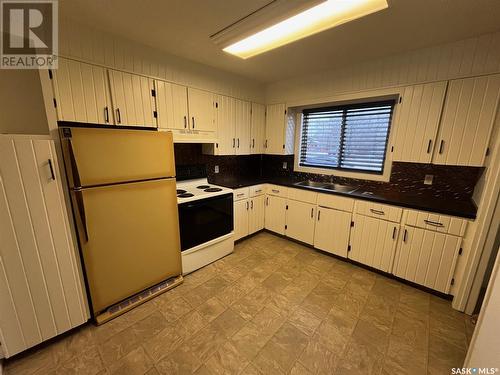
[433,74,500,166]
[314,207,351,258]
[349,214,399,273]
[285,200,316,245]
[188,88,216,132]
[155,80,189,130]
[249,195,265,234]
[216,95,236,155]
[0,136,87,358]
[251,103,266,154]
[264,195,287,235]
[52,58,113,125]
[265,103,286,154]
[392,81,447,163]
[108,70,156,127]
[235,99,251,155]
[234,199,249,241]
[393,226,461,293]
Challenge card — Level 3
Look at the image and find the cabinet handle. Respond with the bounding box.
[251,200,253,209]
[237,138,240,148]
[403,229,408,242]
[370,208,385,215]
[104,106,109,123]
[426,139,432,153]
[424,219,444,227]
[255,189,262,193]
[48,159,55,180]
[192,116,195,129]
[236,193,244,197]
[252,139,255,148]
[439,140,444,154]
[183,116,187,128]
[392,227,396,239]
[266,197,269,206]
[233,138,235,148]
[311,208,314,218]
[116,108,121,124]
[272,189,279,193]
[265,140,268,148]
[246,201,249,210]
[317,210,321,221]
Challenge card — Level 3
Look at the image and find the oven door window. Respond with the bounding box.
[178,193,233,251]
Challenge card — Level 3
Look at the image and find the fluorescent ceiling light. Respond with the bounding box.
[223,0,388,59]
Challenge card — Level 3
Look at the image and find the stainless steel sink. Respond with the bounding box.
[294,180,358,194]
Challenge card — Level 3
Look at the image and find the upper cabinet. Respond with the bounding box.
[108,70,156,127]
[392,81,447,163]
[187,88,216,132]
[51,59,113,125]
[433,74,500,166]
[265,103,286,154]
[235,99,251,155]
[251,103,266,154]
[155,80,189,130]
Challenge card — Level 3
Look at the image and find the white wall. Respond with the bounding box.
[58,18,265,103]
[465,246,500,368]
[266,31,500,104]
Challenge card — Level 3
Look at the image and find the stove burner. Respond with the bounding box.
[176,189,186,194]
[204,188,222,192]
[196,185,210,189]
[177,193,194,198]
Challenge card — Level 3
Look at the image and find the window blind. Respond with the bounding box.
[300,100,394,174]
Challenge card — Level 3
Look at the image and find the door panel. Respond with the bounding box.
[314,207,351,258]
[156,80,189,130]
[264,195,286,235]
[216,95,236,155]
[234,199,249,241]
[235,99,251,155]
[251,103,266,154]
[78,178,181,313]
[63,127,175,187]
[249,195,265,234]
[188,88,215,132]
[285,200,315,245]
[265,103,286,154]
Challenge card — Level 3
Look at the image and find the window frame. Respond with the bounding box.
[294,96,398,182]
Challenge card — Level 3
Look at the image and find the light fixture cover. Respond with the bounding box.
[223,0,388,59]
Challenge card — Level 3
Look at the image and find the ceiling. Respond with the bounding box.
[59,0,500,83]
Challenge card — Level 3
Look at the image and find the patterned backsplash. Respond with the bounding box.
[174,144,484,201]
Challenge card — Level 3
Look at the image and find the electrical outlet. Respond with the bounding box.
[424,174,433,185]
[282,161,288,169]
[214,165,219,174]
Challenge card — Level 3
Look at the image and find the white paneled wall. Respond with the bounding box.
[59,19,264,103]
[266,32,500,103]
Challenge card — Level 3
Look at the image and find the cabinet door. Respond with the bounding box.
[188,87,216,132]
[249,195,265,234]
[234,199,249,241]
[108,70,156,127]
[394,226,461,294]
[235,99,251,155]
[216,95,236,155]
[314,207,351,258]
[251,103,266,154]
[155,80,188,130]
[392,81,447,163]
[0,136,87,357]
[52,58,113,125]
[264,195,286,235]
[349,214,399,273]
[433,74,500,166]
[285,200,316,245]
[265,103,286,154]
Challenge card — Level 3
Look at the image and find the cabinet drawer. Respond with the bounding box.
[233,187,249,201]
[249,184,265,197]
[355,201,402,223]
[287,188,317,204]
[405,209,468,236]
[265,184,288,198]
[317,193,355,212]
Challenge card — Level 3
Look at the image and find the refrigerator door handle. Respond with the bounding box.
[75,190,89,242]
[68,139,83,188]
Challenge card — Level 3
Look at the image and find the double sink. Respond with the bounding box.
[294,180,359,194]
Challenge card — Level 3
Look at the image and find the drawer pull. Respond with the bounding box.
[236,193,244,197]
[272,189,279,193]
[370,209,385,215]
[424,219,444,227]
[255,189,262,193]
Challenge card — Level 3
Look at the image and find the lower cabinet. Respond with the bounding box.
[393,226,461,293]
[234,199,250,241]
[234,189,265,241]
[349,214,400,273]
[249,195,265,234]
[265,195,287,235]
[314,207,351,258]
[285,200,316,245]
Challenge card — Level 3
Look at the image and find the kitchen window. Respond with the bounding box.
[299,100,395,175]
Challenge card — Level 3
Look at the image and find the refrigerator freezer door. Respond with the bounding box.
[63,127,175,187]
[74,178,181,314]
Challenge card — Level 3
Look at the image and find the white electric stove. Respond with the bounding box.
[176,178,234,274]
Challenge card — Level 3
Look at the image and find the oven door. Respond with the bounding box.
[178,193,233,251]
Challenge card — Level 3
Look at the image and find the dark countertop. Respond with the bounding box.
[210,176,477,219]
